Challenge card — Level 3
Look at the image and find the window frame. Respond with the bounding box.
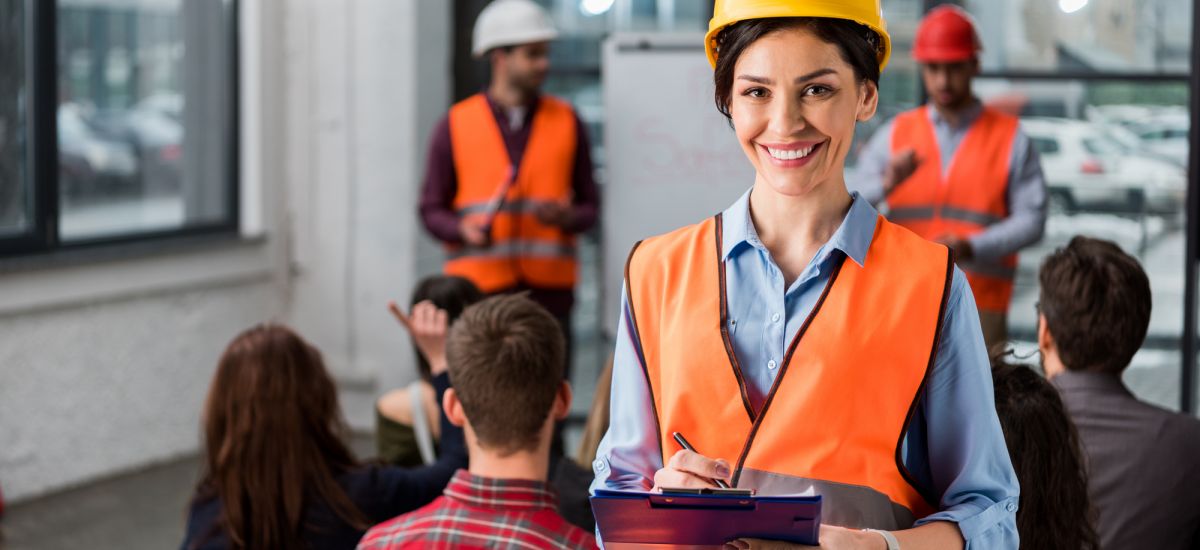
[0,0,241,258]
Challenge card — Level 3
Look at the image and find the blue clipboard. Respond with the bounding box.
[591,489,821,548]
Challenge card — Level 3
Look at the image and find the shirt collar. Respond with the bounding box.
[483,90,540,128]
[721,188,878,268]
[925,98,984,130]
[442,469,559,511]
[1051,370,1133,396]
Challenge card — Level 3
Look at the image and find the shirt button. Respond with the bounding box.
[593,459,607,473]
[1006,502,1017,513]
[767,360,778,370]
[771,313,780,323]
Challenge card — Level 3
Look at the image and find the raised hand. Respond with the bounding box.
[388,300,451,375]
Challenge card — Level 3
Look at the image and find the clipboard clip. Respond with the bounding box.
[648,492,757,510]
[660,487,755,496]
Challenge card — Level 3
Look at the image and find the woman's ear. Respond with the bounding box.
[856,80,880,122]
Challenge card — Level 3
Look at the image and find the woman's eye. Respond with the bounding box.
[804,85,833,97]
[742,87,769,98]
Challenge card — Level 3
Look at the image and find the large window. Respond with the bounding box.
[0,0,237,256]
[1,0,29,238]
[961,0,1192,413]
[849,1,1195,412]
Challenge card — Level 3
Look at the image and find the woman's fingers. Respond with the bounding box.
[652,450,733,490]
[434,307,448,331]
[667,450,732,483]
[407,302,444,333]
[388,300,413,330]
[389,300,450,341]
[653,467,719,490]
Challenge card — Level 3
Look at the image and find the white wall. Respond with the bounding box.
[0,0,452,502]
[281,0,452,428]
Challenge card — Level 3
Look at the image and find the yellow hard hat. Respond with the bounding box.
[705,0,892,72]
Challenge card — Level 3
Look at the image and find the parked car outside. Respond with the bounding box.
[58,103,138,198]
[1021,117,1184,215]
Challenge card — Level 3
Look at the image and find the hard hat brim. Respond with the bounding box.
[704,6,892,73]
[472,29,560,58]
[912,46,977,63]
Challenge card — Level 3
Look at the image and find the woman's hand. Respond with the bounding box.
[388,300,450,375]
[726,526,887,550]
[652,450,733,490]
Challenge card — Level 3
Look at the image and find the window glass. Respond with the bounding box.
[0,0,29,237]
[977,78,1188,410]
[964,0,1192,74]
[57,0,234,242]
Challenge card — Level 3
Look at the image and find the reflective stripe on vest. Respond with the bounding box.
[625,214,952,529]
[886,105,1019,313]
[445,240,576,261]
[445,94,578,293]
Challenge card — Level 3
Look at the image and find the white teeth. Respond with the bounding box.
[766,145,816,160]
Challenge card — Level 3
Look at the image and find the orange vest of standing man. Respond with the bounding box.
[886,106,1019,313]
[443,93,578,294]
[625,213,952,529]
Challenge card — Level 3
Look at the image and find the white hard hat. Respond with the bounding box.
[472,0,559,57]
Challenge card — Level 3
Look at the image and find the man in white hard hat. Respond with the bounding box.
[418,0,598,401]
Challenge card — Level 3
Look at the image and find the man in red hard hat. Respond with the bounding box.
[851,4,1046,351]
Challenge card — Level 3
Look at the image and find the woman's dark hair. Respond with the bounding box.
[713,17,883,119]
[194,324,366,549]
[410,275,485,382]
[991,353,1099,550]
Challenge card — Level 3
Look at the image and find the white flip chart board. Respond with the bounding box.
[601,32,755,336]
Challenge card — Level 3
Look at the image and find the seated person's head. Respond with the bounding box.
[443,294,570,456]
[991,355,1098,550]
[201,324,365,547]
[410,275,484,382]
[1037,236,1151,377]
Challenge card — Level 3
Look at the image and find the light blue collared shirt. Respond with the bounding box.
[591,190,1020,549]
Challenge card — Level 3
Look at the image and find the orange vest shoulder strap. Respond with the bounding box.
[625,216,725,454]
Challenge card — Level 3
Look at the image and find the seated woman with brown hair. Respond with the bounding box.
[376,275,482,466]
[991,354,1099,550]
[180,323,467,550]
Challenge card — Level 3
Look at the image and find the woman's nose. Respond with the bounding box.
[769,96,807,137]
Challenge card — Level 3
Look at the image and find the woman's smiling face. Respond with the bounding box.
[729,26,878,198]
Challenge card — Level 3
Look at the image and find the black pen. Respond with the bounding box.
[672,431,731,489]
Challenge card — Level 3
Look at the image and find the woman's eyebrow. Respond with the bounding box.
[794,68,836,83]
[736,74,773,85]
[736,68,837,85]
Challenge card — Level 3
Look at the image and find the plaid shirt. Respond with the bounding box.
[357,469,597,550]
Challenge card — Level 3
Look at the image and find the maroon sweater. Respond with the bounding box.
[419,93,599,318]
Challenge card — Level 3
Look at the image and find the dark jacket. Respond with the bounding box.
[180,373,467,550]
[1054,370,1200,550]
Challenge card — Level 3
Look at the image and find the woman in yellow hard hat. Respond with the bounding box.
[591,1,1020,548]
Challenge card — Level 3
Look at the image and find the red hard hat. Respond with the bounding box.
[913,5,980,63]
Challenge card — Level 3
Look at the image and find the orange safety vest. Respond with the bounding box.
[626,214,952,530]
[886,105,1019,313]
[444,94,578,293]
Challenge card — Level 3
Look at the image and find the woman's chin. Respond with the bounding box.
[757,175,823,198]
